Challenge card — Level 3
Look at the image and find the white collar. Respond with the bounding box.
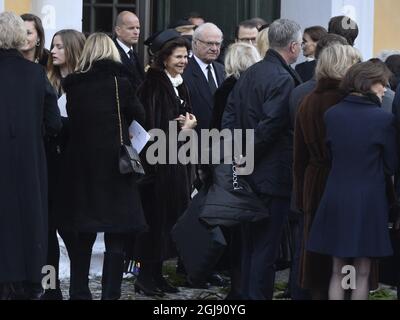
[116,38,133,55]
[194,54,213,73]
[165,70,183,88]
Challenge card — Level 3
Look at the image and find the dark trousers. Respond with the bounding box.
[76,233,126,255]
[69,233,126,300]
[47,229,76,281]
[289,215,311,300]
[240,197,290,300]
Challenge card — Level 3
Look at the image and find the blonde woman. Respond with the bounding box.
[56,33,147,300]
[308,61,397,300]
[293,44,362,299]
[256,26,269,58]
[211,42,261,130]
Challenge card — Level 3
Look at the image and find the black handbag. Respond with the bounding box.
[114,77,145,175]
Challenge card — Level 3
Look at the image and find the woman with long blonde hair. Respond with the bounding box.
[56,33,147,300]
[293,44,362,299]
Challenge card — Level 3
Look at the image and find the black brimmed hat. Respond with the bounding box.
[144,29,181,54]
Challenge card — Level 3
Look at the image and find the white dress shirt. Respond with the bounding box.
[193,55,218,87]
[116,38,133,59]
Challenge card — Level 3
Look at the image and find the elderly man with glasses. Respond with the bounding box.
[181,22,226,288]
[183,22,225,132]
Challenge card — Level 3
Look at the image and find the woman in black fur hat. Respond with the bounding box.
[134,30,197,296]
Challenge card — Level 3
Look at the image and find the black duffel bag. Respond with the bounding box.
[199,162,270,228]
[171,188,227,286]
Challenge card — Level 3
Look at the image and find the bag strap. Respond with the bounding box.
[114,76,123,146]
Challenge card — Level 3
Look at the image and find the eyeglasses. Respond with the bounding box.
[196,38,223,48]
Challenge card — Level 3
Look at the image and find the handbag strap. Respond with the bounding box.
[114,76,123,146]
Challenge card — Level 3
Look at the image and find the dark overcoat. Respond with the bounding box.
[210,75,237,130]
[308,95,398,258]
[114,39,145,93]
[0,49,60,283]
[295,60,316,82]
[222,49,302,197]
[56,59,147,234]
[293,78,344,290]
[135,68,193,262]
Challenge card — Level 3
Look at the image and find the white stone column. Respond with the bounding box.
[31,0,83,49]
[281,0,374,60]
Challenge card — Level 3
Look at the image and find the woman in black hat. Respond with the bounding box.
[135,30,197,296]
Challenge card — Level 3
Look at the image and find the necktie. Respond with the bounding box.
[207,64,217,95]
[128,49,136,64]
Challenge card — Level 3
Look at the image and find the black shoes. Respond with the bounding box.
[207,273,229,287]
[134,279,165,297]
[101,252,125,300]
[154,276,179,294]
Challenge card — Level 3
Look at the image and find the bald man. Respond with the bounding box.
[114,11,144,91]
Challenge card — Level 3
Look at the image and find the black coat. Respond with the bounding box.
[210,75,237,130]
[0,49,60,284]
[289,79,317,129]
[135,68,193,262]
[222,49,302,197]
[295,60,316,82]
[183,57,225,131]
[114,38,145,92]
[56,60,147,233]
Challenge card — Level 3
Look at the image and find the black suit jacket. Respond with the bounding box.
[114,38,145,92]
[183,57,225,130]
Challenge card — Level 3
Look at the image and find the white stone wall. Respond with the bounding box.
[31,0,83,49]
[281,0,375,60]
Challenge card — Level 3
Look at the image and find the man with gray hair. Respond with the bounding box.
[183,22,225,132]
[222,19,302,300]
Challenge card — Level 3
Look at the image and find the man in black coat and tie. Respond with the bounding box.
[114,11,144,92]
[183,22,225,132]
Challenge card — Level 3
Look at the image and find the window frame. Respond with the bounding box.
[83,0,138,35]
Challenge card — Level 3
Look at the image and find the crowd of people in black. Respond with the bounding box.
[1,9,400,301]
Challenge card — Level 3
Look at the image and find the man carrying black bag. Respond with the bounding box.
[221,19,303,300]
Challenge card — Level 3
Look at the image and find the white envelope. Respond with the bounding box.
[129,120,150,154]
